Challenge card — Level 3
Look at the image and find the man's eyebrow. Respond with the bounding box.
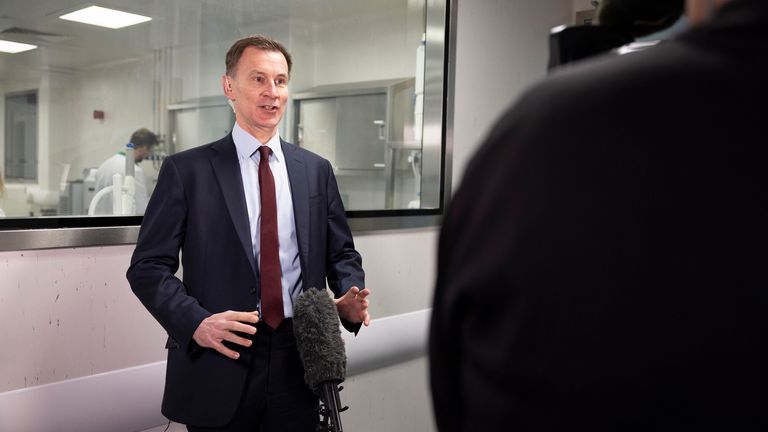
[247,70,289,78]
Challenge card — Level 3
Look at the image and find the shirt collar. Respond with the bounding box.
[232,122,283,162]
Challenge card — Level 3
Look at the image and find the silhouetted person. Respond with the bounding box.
[430,0,768,430]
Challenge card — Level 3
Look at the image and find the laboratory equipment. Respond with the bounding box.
[88,143,137,216]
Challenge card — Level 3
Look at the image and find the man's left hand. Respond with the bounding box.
[335,286,371,327]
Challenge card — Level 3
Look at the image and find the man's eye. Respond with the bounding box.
[276,79,287,86]
[254,76,263,82]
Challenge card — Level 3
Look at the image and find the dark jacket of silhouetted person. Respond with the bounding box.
[430,0,768,430]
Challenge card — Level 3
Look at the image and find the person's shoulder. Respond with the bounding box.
[491,38,710,141]
[96,152,122,172]
[460,40,704,190]
[102,152,123,163]
[525,40,695,111]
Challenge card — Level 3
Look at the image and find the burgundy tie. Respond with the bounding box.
[258,145,284,329]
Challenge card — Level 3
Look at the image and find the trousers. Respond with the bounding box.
[187,318,319,432]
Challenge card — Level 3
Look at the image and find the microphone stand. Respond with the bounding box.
[317,380,348,432]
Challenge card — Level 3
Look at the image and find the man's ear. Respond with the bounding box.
[222,75,234,97]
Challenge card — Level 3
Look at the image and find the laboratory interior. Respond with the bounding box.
[1,0,612,430]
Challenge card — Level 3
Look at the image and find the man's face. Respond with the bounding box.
[223,47,289,142]
[133,145,147,162]
[133,145,154,163]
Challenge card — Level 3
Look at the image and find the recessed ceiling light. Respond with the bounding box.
[59,5,151,29]
[0,40,38,54]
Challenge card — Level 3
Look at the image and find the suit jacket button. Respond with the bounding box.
[250,286,256,294]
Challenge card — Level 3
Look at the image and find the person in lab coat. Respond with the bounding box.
[94,128,158,215]
[430,0,768,430]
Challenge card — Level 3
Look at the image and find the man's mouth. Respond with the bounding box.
[260,104,279,112]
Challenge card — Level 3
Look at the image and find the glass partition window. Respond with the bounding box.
[0,0,445,221]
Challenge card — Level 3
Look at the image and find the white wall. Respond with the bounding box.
[0,228,439,393]
[573,0,596,14]
[0,0,578,430]
[0,229,439,432]
[451,0,573,188]
[0,245,165,392]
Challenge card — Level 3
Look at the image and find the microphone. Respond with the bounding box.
[294,287,348,432]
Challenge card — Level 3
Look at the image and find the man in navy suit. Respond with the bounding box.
[128,34,370,431]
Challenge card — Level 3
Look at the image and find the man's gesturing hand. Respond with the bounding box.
[335,286,371,327]
[192,310,259,359]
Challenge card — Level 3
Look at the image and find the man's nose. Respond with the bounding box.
[262,80,278,97]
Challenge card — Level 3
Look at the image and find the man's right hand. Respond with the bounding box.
[192,310,260,359]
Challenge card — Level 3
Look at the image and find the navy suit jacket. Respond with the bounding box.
[127,134,364,426]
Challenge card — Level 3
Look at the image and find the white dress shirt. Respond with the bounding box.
[232,123,302,318]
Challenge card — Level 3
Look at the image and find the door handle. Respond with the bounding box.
[373,120,386,140]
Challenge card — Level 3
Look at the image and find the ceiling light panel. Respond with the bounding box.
[0,39,38,53]
[59,5,151,29]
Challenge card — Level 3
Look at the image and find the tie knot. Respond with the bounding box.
[258,145,271,161]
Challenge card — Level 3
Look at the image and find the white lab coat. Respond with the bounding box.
[94,153,149,215]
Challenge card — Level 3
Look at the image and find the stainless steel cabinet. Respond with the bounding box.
[293,78,420,211]
[298,93,386,172]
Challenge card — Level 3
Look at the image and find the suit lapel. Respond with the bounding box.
[282,139,310,274]
[210,135,258,278]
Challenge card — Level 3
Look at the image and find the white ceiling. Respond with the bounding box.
[0,0,403,80]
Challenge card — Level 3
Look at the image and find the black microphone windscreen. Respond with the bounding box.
[294,287,346,390]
